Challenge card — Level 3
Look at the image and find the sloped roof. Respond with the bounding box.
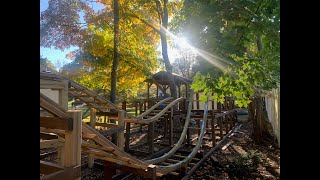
[145,71,192,85]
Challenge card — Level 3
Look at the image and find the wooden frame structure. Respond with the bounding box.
[40,66,240,179]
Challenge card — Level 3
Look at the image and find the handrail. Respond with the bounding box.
[156,97,209,173]
[137,97,174,119]
[136,97,184,124]
[145,90,194,164]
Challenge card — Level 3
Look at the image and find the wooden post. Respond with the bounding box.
[164,115,168,138]
[139,101,143,114]
[225,114,230,132]
[211,94,214,110]
[125,122,130,152]
[219,117,224,138]
[117,110,125,151]
[147,83,151,105]
[211,110,216,146]
[169,107,173,146]
[104,161,113,180]
[88,108,96,168]
[65,110,82,180]
[144,100,147,112]
[196,93,200,110]
[59,80,68,110]
[156,85,159,99]
[197,119,200,135]
[178,84,181,98]
[57,136,65,166]
[185,85,188,99]
[122,101,126,111]
[148,122,155,155]
[147,165,156,180]
[135,101,138,116]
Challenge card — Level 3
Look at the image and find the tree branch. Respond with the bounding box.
[235,0,264,47]
[127,12,162,35]
[154,0,163,24]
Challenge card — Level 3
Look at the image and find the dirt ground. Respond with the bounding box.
[42,114,280,180]
[190,115,280,180]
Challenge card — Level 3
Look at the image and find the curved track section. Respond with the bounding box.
[155,98,209,173]
[145,90,194,164]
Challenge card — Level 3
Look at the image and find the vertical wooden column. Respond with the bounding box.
[211,94,214,110]
[197,119,200,135]
[206,111,210,134]
[147,165,156,180]
[178,84,181,98]
[122,101,126,111]
[218,102,223,139]
[88,108,96,168]
[57,137,65,166]
[139,102,143,132]
[164,116,168,138]
[148,122,155,155]
[169,107,173,146]
[156,85,159,99]
[104,161,113,180]
[196,93,200,110]
[144,100,147,112]
[59,80,68,110]
[57,80,68,166]
[139,102,143,114]
[117,110,125,151]
[125,122,131,152]
[226,114,230,132]
[211,110,216,146]
[186,127,191,145]
[65,110,82,179]
[135,102,138,116]
[185,85,188,99]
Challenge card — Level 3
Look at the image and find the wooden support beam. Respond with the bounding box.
[82,133,97,140]
[40,92,68,117]
[122,101,127,111]
[148,122,155,155]
[219,117,224,139]
[40,160,64,175]
[125,122,130,152]
[169,107,173,146]
[104,161,113,180]
[135,102,138,116]
[82,142,115,153]
[196,93,200,110]
[64,111,82,170]
[40,139,62,149]
[96,111,118,116]
[85,122,118,128]
[40,117,73,131]
[99,126,125,136]
[211,110,216,146]
[117,110,125,151]
[40,132,58,140]
[88,108,96,168]
[147,165,156,180]
[59,80,68,110]
[40,127,65,136]
[102,160,156,179]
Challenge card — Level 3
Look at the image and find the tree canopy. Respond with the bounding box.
[173,0,279,107]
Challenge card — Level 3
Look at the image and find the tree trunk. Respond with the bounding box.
[251,97,272,144]
[160,0,177,98]
[110,0,120,104]
[110,0,119,144]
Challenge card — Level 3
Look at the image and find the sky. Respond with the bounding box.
[40,0,181,69]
